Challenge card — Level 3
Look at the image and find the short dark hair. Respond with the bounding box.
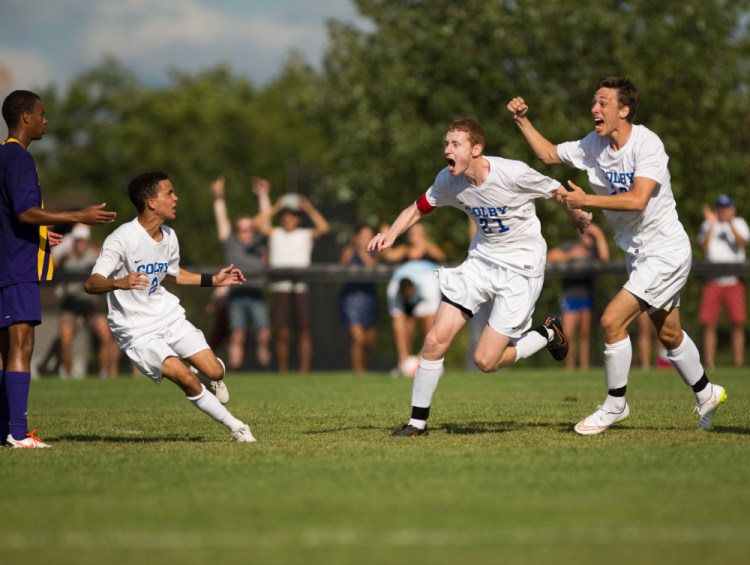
[2,90,41,129]
[447,119,485,148]
[128,171,170,213]
[596,76,639,122]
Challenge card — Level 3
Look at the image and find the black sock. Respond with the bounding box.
[411,406,430,421]
[691,374,709,393]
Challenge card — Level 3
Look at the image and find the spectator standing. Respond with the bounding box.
[697,194,749,369]
[338,224,380,374]
[55,224,120,378]
[211,175,272,371]
[255,193,330,373]
[546,223,610,370]
[1,89,116,448]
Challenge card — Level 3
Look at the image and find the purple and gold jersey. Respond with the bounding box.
[0,139,53,287]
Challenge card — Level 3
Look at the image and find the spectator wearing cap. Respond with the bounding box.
[54,224,121,377]
[697,194,750,369]
[254,191,330,373]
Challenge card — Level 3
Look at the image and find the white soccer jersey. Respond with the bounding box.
[697,217,750,285]
[91,218,184,347]
[422,156,560,276]
[557,124,689,254]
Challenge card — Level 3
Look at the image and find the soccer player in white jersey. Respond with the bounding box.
[367,119,591,437]
[84,171,257,443]
[507,76,727,434]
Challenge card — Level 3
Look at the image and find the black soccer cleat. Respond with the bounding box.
[391,424,429,437]
[543,313,568,361]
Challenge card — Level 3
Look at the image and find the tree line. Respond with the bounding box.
[30,0,750,266]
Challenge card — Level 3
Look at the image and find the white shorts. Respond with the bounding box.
[387,270,442,318]
[124,318,209,383]
[438,255,544,338]
[624,244,691,313]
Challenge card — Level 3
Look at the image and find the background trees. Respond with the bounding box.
[318,0,750,252]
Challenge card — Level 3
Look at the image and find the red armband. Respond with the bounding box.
[415,194,435,215]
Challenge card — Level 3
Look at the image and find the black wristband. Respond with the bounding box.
[200,273,213,287]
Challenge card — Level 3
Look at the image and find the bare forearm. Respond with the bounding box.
[513,118,561,165]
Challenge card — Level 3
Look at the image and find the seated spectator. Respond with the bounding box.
[386,259,442,376]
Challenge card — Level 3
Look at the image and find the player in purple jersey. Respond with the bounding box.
[0,90,116,448]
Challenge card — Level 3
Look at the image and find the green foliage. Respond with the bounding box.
[318,0,750,254]
[35,55,327,265]
[1,370,749,565]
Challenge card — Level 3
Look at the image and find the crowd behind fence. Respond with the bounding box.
[33,260,750,377]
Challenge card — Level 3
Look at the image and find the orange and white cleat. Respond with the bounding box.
[7,429,52,448]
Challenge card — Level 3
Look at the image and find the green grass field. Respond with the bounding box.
[1,367,748,565]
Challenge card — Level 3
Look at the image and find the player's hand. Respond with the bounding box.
[570,210,593,233]
[563,180,588,209]
[211,176,226,198]
[367,232,394,253]
[117,272,150,291]
[214,264,246,286]
[47,230,64,247]
[81,203,117,225]
[507,97,529,121]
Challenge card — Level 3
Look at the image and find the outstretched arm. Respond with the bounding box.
[165,265,247,287]
[368,203,423,253]
[507,97,561,165]
[19,203,116,226]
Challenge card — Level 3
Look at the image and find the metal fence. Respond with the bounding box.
[31,261,750,377]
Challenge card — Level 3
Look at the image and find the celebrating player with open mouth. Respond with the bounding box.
[368,118,591,437]
[508,76,727,434]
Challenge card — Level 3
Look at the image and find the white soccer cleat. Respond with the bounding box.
[230,424,256,443]
[574,403,630,435]
[7,431,51,448]
[695,384,727,430]
[190,365,230,405]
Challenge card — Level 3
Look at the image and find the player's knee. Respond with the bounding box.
[473,354,495,373]
[657,326,683,349]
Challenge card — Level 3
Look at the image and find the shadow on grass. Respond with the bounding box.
[437,421,572,435]
[55,434,207,443]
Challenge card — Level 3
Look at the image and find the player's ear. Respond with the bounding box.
[471,144,483,157]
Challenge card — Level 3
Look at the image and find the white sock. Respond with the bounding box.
[513,330,549,361]
[410,357,444,413]
[602,337,631,411]
[666,331,705,388]
[407,418,427,429]
[187,384,243,431]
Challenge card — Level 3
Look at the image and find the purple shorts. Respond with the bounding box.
[0,282,42,328]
